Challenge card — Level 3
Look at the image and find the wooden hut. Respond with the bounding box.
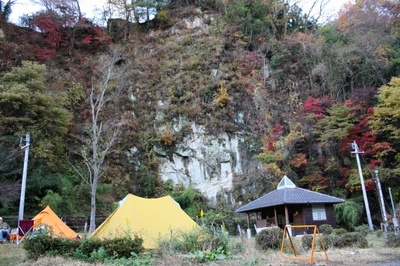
[236,176,345,236]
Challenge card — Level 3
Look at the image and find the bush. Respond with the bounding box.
[325,232,368,248]
[354,224,370,236]
[24,233,144,262]
[332,228,348,235]
[319,224,333,235]
[301,234,312,250]
[322,235,332,250]
[24,233,80,260]
[302,233,330,250]
[376,230,383,238]
[385,232,400,247]
[255,227,283,250]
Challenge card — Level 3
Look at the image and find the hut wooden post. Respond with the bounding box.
[285,205,292,236]
[285,205,289,225]
[274,207,278,225]
[246,212,252,238]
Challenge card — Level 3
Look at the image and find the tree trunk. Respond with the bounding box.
[89,176,98,234]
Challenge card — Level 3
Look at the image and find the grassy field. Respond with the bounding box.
[1,234,399,266]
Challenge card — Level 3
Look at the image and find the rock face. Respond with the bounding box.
[157,123,261,207]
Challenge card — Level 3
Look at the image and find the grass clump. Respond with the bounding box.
[326,232,368,248]
[157,224,232,263]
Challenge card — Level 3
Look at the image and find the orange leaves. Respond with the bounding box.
[289,153,307,168]
[213,84,230,108]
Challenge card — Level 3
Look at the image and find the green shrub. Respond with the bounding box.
[319,224,334,235]
[326,232,368,248]
[24,233,144,262]
[357,236,369,248]
[385,232,400,247]
[322,235,332,250]
[24,233,80,260]
[376,230,383,238]
[302,233,330,250]
[72,237,103,262]
[354,224,370,236]
[301,234,313,250]
[255,227,283,250]
[108,252,155,266]
[332,228,348,235]
[155,10,172,29]
[101,237,144,259]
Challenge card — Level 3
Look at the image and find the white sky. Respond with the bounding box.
[9,0,349,25]
[9,0,106,24]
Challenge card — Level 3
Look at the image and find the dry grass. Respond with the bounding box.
[0,242,26,266]
[152,236,400,266]
[2,234,399,266]
[18,256,108,266]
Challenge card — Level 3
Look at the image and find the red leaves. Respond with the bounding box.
[82,34,93,44]
[31,11,112,61]
[364,180,375,192]
[271,124,284,134]
[34,46,57,61]
[34,14,64,48]
[303,95,333,119]
[262,124,284,152]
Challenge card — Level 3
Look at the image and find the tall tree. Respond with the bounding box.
[370,77,400,177]
[0,61,74,214]
[0,0,15,21]
[0,61,72,164]
[72,46,128,234]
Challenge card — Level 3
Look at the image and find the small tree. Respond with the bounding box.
[72,46,128,234]
[334,200,362,231]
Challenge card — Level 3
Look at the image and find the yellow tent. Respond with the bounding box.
[90,194,200,249]
[32,205,79,239]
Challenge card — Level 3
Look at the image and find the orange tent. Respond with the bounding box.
[32,205,79,238]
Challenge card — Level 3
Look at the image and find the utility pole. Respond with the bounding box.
[18,132,30,222]
[389,187,399,234]
[351,140,374,231]
[374,169,388,232]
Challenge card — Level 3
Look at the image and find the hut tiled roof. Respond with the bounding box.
[235,176,345,213]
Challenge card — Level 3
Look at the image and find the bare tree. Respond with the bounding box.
[299,0,330,24]
[72,46,128,234]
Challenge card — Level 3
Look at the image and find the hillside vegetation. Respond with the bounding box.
[0,0,399,230]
